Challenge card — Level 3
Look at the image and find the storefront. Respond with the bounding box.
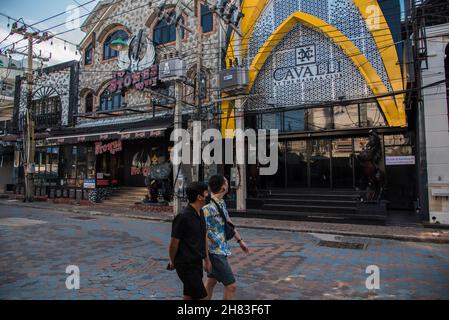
[31,117,174,199]
[221,0,416,212]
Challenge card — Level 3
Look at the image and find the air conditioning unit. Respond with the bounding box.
[159,58,186,81]
[219,67,249,94]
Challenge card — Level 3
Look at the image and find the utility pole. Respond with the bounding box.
[194,0,204,182]
[173,2,184,215]
[233,0,246,211]
[9,23,51,202]
[411,0,429,220]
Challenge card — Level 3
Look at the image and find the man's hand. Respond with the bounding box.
[204,258,212,273]
[239,240,250,254]
[167,261,176,271]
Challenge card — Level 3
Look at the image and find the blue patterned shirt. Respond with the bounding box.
[202,195,231,256]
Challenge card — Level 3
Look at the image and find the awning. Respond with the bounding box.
[45,119,172,146]
[0,134,19,142]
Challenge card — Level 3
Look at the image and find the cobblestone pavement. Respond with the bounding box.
[1,205,449,300]
[2,200,449,244]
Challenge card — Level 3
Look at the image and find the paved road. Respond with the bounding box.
[1,205,448,300]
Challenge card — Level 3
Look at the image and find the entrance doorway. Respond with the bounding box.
[96,152,124,186]
[331,138,355,189]
[286,140,308,188]
[268,137,364,190]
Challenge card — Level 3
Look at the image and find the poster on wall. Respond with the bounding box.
[385,156,416,166]
[83,179,96,189]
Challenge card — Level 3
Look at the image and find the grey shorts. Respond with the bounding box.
[207,253,236,286]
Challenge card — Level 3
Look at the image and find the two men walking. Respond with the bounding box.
[169,175,249,300]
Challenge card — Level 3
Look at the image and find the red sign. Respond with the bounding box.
[95,140,123,155]
[109,65,159,93]
[97,179,110,187]
[131,167,151,177]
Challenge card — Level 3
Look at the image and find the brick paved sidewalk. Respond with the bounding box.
[1,199,449,244]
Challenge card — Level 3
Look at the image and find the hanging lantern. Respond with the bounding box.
[110,38,129,52]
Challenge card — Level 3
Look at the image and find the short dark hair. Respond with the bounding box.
[208,175,226,194]
[186,182,208,203]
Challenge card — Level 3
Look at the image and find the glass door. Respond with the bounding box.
[264,141,286,189]
[286,140,308,188]
[310,139,331,188]
[331,138,355,189]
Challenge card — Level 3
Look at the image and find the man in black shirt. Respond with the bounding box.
[168,182,212,300]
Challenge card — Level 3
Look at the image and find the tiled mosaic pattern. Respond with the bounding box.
[246,0,395,110]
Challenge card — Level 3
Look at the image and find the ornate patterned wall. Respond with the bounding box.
[246,0,396,110]
[78,0,221,128]
[18,64,74,127]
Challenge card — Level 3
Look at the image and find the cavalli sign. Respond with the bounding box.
[95,140,123,155]
[273,44,343,86]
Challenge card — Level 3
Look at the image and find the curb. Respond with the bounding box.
[1,201,449,244]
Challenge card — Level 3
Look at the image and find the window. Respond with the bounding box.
[100,89,123,111]
[32,96,61,128]
[284,110,305,132]
[85,93,94,113]
[84,42,93,65]
[153,12,184,45]
[260,113,282,130]
[333,105,359,129]
[103,30,128,60]
[201,4,213,33]
[33,147,59,186]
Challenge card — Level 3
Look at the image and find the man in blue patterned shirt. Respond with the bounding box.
[203,175,249,300]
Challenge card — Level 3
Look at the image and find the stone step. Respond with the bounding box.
[229,209,386,225]
[262,204,358,214]
[266,193,358,201]
[263,198,358,208]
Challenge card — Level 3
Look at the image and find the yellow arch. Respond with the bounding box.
[246,11,406,127]
[222,0,269,137]
[226,0,270,67]
[354,0,405,117]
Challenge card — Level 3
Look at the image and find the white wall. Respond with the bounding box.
[422,23,449,224]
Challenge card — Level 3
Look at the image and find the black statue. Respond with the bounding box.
[357,130,385,201]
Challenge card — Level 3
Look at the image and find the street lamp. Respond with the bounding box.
[110,38,129,52]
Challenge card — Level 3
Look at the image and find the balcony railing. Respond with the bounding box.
[34,113,61,130]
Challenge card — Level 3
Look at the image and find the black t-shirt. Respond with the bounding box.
[171,204,206,265]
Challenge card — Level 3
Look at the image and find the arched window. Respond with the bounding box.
[153,12,184,45]
[445,43,449,129]
[84,42,93,65]
[100,89,123,111]
[85,93,94,113]
[201,4,213,33]
[103,30,128,60]
[31,87,61,129]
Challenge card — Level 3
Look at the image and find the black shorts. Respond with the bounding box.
[175,262,207,300]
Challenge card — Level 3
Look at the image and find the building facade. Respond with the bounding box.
[0,54,24,192]
[420,0,449,223]
[220,0,417,218]
[10,60,79,195]
[9,0,222,203]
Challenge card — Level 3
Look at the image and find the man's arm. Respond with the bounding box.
[168,237,180,270]
[204,233,212,273]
